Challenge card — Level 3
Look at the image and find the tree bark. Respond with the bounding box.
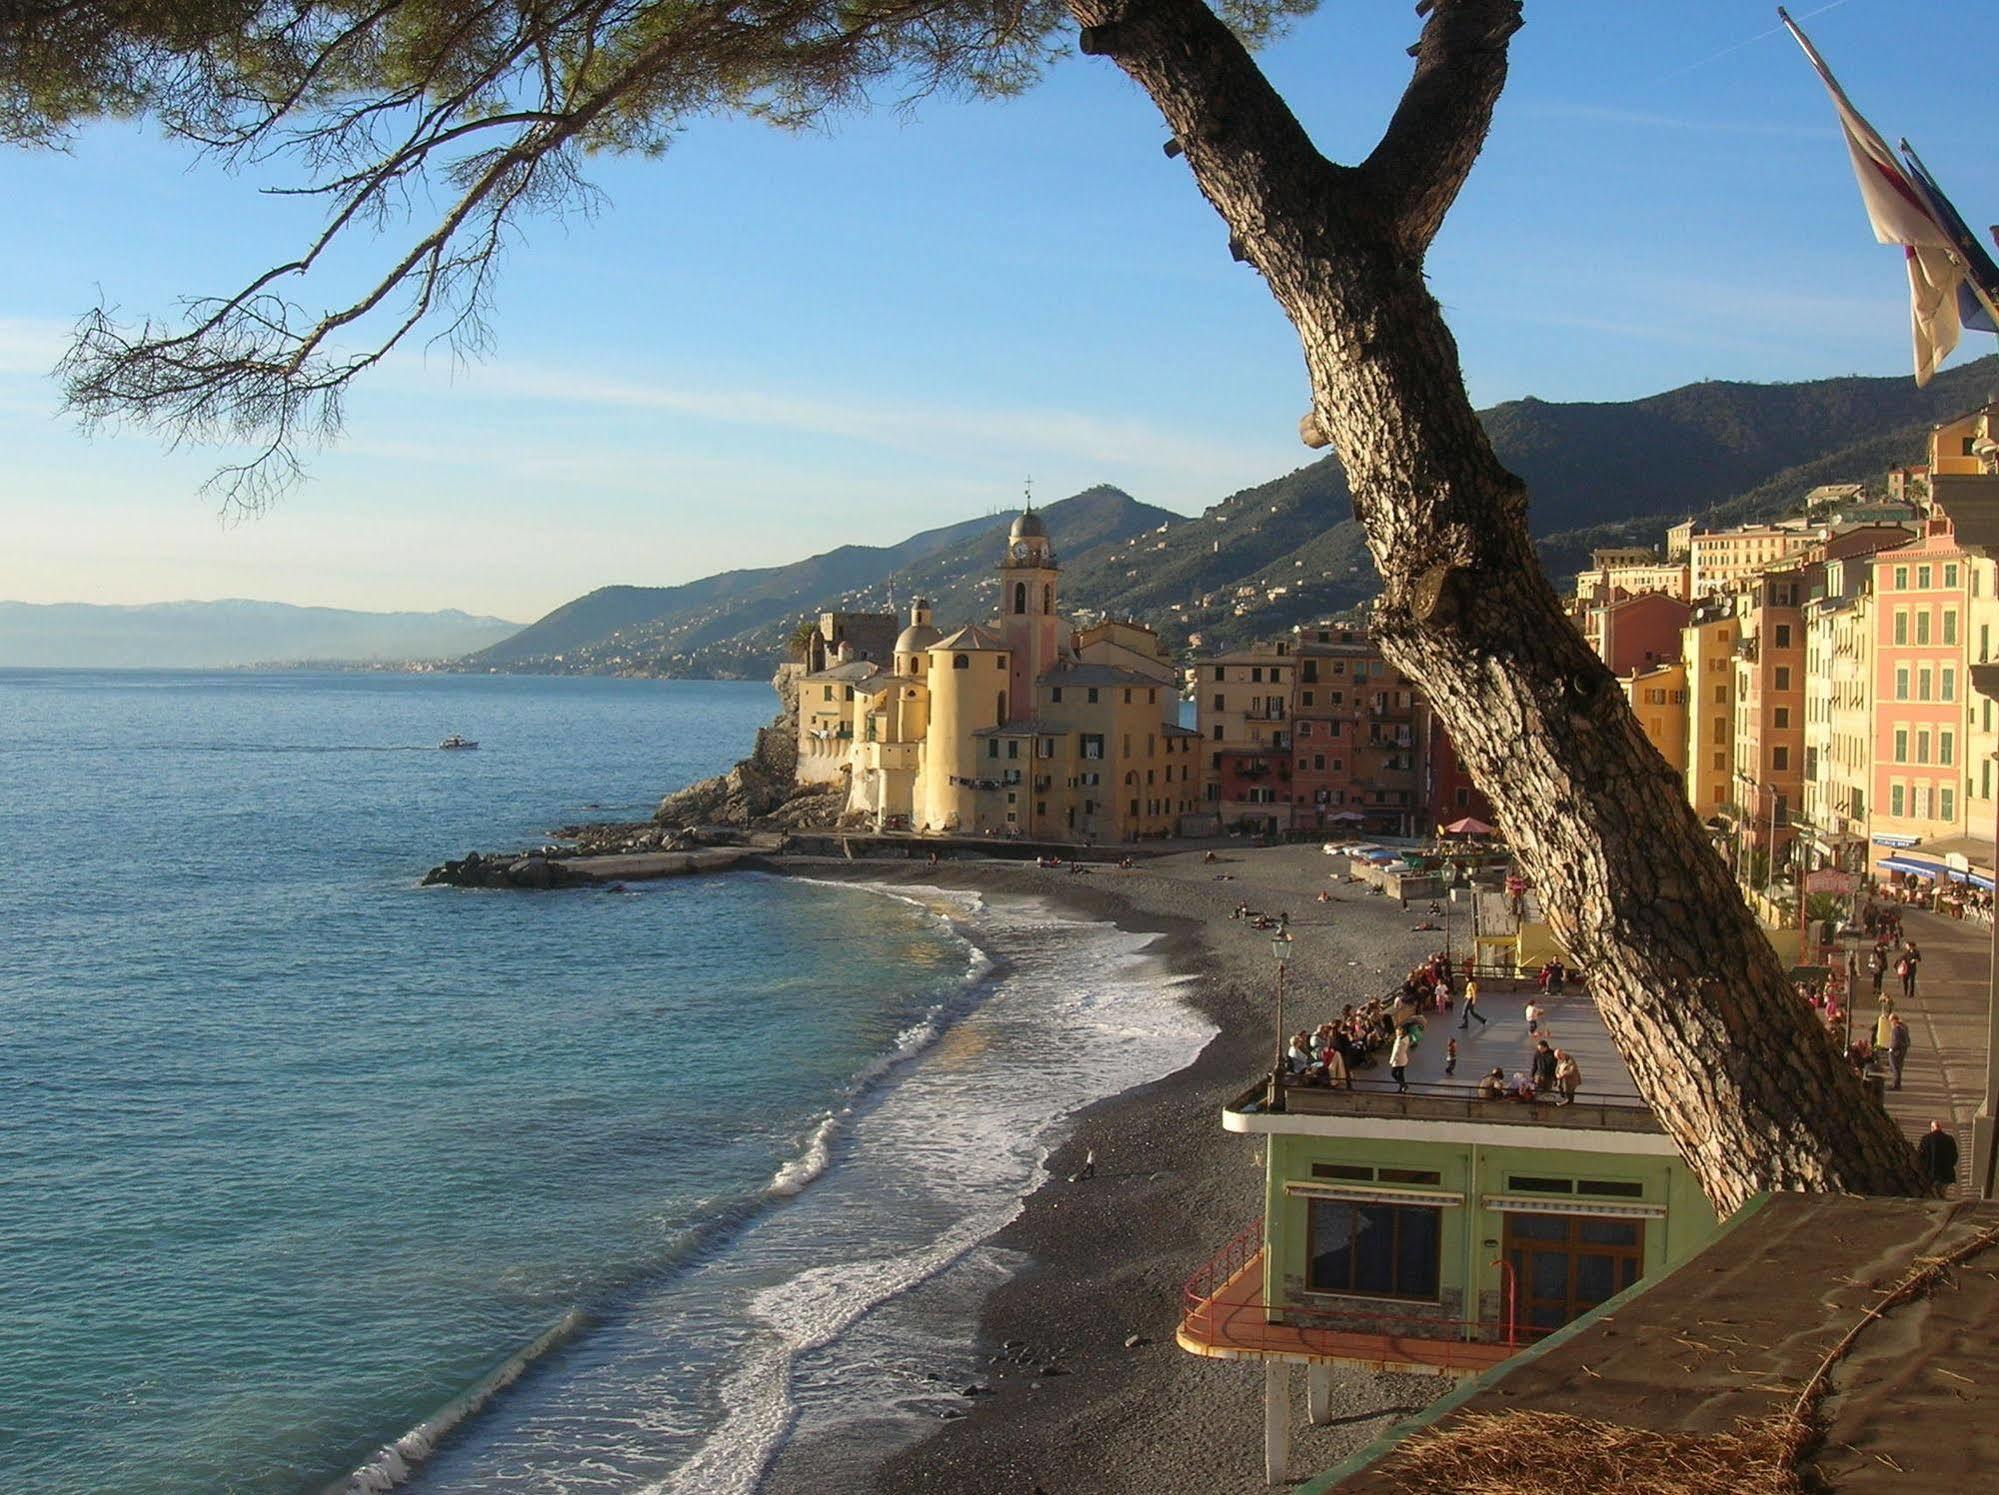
[1072,0,1927,1211]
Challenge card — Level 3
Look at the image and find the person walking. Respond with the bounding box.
[1524,998,1542,1035]
[1444,1036,1458,1077]
[1870,945,1887,999]
[1917,1120,1959,1195]
[1900,940,1922,1000]
[1388,1028,1413,1094]
[1459,978,1486,1029]
[1888,1014,1911,1090]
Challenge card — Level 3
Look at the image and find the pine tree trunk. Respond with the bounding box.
[1073,0,1928,1210]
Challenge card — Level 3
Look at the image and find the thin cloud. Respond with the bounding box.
[431,358,1280,490]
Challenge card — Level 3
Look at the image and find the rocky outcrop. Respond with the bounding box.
[653,661,830,829]
[421,850,592,890]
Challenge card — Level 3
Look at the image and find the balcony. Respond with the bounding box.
[1234,1080,1662,1136]
[1178,1219,1526,1376]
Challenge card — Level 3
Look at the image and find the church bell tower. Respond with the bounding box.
[998,504,1061,721]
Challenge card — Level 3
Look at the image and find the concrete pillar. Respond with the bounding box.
[1307,1362,1334,1424]
[1263,1360,1291,1485]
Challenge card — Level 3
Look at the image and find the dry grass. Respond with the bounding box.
[1376,1410,1806,1495]
[1377,1221,1999,1494]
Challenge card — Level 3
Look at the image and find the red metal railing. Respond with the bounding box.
[1184,1214,1266,1315]
[1179,1222,1547,1375]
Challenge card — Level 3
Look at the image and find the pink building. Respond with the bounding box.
[1870,515,1969,870]
[1585,592,1690,677]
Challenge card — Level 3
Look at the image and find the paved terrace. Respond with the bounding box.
[1254,985,1653,1123]
[1879,908,1994,1167]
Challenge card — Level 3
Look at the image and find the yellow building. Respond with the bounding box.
[1620,661,1687,778]
[796,653,877,786]
[1803,559,1876,871]
[1932,402,1999,477]
[1195,638,1298,832]
[1681,598,1739,818]
[1688,525,1817,596]
[1574,559,1692,606]
[812,508,1187,842]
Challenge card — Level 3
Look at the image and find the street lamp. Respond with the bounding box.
[1441,862,1461,969]
[1267,929,1294,1111]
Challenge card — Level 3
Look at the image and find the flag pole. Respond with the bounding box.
[1899,136,1999,330]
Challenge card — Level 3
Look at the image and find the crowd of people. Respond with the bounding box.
[1798,902,1926,1085]
[1875,875,1994,925]
[1284,952,1459,1092]
[1278,954,1583,1104]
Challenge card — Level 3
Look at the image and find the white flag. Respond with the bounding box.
[1783,10,1965,384]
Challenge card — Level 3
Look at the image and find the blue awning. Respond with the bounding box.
[1880,856,1940,879]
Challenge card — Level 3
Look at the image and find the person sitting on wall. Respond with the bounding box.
[1477,1068,1506,1101]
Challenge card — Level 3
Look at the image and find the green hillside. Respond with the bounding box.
[464,355,1999,674]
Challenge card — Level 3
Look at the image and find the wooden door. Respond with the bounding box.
[1503,1212,1644,1333]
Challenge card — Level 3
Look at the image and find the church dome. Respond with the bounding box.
[1009,508,1047,542]
[895,621,942,654]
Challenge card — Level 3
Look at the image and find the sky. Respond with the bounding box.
[2,0,1996,621]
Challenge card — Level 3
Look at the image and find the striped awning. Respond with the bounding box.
[1482,1194,1667,1220]
[1284,1182,1466,1209]
[1880,855,1942,880]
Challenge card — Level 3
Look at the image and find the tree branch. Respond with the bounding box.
[1067,0,1927,1209]
[1065,0,1352,284]
[1361,0,1523,249]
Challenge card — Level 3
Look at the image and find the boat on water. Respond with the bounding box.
[439,735,479,750]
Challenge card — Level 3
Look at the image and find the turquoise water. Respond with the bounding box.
[0,672,1212,1494]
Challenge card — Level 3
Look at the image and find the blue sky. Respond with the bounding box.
[2,0,1995,619]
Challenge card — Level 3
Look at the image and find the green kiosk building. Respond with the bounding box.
[1178,982,1728,1483]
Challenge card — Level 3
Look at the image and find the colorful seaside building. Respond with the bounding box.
[1196,626,1485,839]
[1177,983,1724,1484]
[798,507,1198,841]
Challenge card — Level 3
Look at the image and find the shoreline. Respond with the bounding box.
[759,846,1456,1495]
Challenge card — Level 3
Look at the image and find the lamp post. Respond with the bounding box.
[1441,862,1460,969]
[1267,928,1294,1111]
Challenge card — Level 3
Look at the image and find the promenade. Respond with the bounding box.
[1874,910,1993,1164]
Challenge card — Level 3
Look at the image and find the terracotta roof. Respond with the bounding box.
[801,660,882,683]
[931,623,1008,653]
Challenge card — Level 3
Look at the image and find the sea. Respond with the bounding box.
[0,671,1214,1495]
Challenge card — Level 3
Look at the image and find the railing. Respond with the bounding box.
[1180,1226,1541,1372]
[1184,1214,1266,1316]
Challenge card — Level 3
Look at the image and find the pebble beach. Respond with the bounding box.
[764,843,1462,1494]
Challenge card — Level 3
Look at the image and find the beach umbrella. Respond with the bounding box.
[1442,816,1494,837]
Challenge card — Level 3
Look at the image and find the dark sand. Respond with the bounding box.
[762,844,1458,1494]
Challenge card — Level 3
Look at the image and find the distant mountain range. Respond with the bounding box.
[0,600,522,669]
[460,355,1999,678]
[464,485,1179,675]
